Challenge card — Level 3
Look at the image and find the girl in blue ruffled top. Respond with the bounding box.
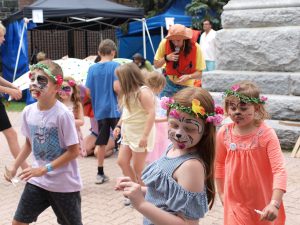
[116,87,224,225]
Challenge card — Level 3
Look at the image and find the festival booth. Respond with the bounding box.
[116,0,195,63]
[2,0,144,83]
[1,0,144,104]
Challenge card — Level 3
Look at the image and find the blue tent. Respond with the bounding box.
[117,0,192,63]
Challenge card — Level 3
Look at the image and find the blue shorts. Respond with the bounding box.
[14,183,82,225]
[160,76,186,98]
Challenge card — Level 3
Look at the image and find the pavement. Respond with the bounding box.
[0,112,299,225]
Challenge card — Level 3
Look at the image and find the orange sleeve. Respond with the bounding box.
[215,126,227,179]
[264,127,287,192]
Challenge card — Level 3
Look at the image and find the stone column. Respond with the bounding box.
[202,0,300,149]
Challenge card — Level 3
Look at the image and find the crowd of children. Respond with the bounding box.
[2,27,287,224]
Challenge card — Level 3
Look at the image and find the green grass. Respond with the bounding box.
[3,100,26,112]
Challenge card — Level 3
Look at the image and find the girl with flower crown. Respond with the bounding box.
[215,81,287,225]
[115,87,224,225]
[58,76,86,157]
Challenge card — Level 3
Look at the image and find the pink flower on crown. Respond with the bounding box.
[68,79,76,87]
[215,106,224,115]
[169,109,181,120]
[231,84,240,91]
[213,114,223,126]
[206,116,214,123]
[161,97,174,110]
[28,72,32,79]
[260,96,268,102]
[56,75,63,86]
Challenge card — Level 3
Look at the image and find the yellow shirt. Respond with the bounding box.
[154,39,206,86]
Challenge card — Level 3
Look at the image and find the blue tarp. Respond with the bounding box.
[1,20,36,82]
[117,0,192,63]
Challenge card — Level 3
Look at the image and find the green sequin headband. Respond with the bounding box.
[29,63,63,85]
[223,84,267,104]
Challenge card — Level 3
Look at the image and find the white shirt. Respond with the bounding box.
[200,29,216,61]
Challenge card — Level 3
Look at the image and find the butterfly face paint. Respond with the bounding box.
[29,73,49,98]
[227,99,256,126]
[168,111,204,150]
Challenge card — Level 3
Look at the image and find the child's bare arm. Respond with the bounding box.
[18,143,80,181]
[74,103,84,127]
[139,88,155,147]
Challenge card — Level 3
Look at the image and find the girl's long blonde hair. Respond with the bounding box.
[115,63,146,112]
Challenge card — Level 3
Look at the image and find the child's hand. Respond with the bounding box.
[119,180,145,209]
[113,127,121,139]
[138,135,148,148]
[114,176,132,191]
[8,88,22,100]
[18,166,47,181]
[260,203,278,221]
[4,166,17,183]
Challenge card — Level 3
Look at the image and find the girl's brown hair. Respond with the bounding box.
[224,81,269,126]
[171,87,216,209]
[145,71,166,91]
[115,63,146,112]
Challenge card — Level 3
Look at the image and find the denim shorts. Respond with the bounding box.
[14,183,82,225]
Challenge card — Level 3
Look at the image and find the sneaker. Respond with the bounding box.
[95,174,109,184]
[123,197,131,206]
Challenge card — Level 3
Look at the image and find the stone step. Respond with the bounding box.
[222,118,300,150]
[210,92,300,121]
[202,70,300,96]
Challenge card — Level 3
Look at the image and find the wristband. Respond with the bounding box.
[45,163,53,173]
[270,199,280,209]
[164,55,169,62]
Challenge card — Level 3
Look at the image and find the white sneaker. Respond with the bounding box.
[95,174,109,184]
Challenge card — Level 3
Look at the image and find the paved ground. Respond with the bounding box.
[0,112,299,225]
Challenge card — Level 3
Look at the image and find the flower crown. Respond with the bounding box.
[223,84,267,104]
[29,63,63,86]
[161,97,224,126]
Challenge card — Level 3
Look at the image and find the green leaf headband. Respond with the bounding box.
[223,84,267,104]
[161,97,224,126]
[29,63,63,86]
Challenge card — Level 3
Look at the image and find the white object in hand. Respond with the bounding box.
[175,47,180,53]
[254,209,263,215]
[5,166,20,187]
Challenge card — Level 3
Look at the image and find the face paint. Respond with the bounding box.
[168,112,204,151]
[59,85,72,97]
[29,73,49,98]
[227,100,256,126]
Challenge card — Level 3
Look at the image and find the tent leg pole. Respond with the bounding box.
[142,18,146,59]
[161,26,164,40]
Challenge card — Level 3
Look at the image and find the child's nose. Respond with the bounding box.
[176,133,182,138]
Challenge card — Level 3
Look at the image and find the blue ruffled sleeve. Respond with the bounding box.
[142,162,208,220]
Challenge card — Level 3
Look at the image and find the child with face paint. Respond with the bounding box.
[4,60,83,225]
[113,63,156,189]
[144,71,170,163]
[215,81,287,225]
[115,87,223,225]
[58,77,86,157]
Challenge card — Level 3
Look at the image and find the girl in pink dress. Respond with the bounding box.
[145,71,170,163]
[58,77,86,157]
[215,81,287,225]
